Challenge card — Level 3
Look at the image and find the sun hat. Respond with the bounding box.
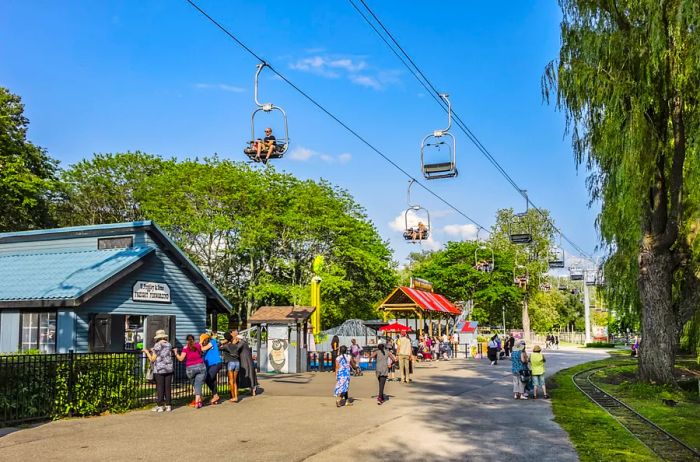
[533,345,541,352]
[199,333,210,344]
[153,329,168,341]
[518,341,526,351]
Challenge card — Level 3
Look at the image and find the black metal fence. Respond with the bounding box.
[0,351,229,427]
[306,351,377,372]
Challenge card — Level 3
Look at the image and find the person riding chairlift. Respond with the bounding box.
[411,222,427,240]
[514,275,528,289]
[254,127,277,164]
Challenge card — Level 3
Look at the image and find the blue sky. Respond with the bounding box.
[1,0,599,266]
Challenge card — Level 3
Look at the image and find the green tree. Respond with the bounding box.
[0,87,58,231]
[57,151,174,226]
[544,1,700,383]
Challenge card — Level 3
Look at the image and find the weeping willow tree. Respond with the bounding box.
[544,1,700,384]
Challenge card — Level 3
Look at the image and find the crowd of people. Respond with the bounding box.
[143,328,259,412]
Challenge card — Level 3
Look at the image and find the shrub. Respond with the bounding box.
[585,342,615,348]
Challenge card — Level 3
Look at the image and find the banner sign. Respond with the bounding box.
[132,281,171,303]
[410,277,433,292]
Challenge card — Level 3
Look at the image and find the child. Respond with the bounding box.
[529,345,549,399]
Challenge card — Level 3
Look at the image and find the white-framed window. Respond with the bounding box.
[20,312,57,353]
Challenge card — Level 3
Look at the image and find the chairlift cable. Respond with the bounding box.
[352,0,593,260]
[185,0,489,233]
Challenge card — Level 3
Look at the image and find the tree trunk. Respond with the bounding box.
[522,294,531,344]
[637,244,676,384]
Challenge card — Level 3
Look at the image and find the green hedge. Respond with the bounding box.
[585,342,615,348]
[0,353,141,425]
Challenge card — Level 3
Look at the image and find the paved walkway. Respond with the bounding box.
[0,346,608,461]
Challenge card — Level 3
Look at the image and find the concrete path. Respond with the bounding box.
[0,346,608,461]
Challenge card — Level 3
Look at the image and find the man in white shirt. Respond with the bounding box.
[396,331,413,383]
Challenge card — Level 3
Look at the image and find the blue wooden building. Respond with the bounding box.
[0,221,231,353]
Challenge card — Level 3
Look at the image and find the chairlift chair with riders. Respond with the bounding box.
[402,180,431,243]
[243,63,289,162]
[420,94,457,180]
[509,193,533,244]
[513,264,529,289]
[585,269,597,286]
[473,229,495,273]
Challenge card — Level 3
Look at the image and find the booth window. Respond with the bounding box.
[20,312,57,353]
[124,315,145,351]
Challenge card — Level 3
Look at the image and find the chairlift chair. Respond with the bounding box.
[420,94,457,180]
[403,206,431,243]
[585,270,597,286]
[243,63,289,162]
[513,265,529,289]
[569,267,584,281]
[474,244,495,273]
[548,247,565,269]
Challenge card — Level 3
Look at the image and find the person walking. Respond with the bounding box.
[200,333,222,405]
[529,345,549,399]
[221,332,241,402]
[334,345,354,407]
[487,334,499,366]
[331,335,340,372]
[396,331,412,383]
[371,341,396,405]
[237,335,259,396]
[350,338,362,376]
[145,329,174,412]
[174,334,206,408]
[511,341,529,400]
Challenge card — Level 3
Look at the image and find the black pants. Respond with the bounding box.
[331,351,338,372]
[377,375,387,400]
[205,364,222,395]
[154,372,173,406]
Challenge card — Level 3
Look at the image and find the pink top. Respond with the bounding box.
[183,343,204,367]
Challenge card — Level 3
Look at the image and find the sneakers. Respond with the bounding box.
[164,405,172,412]
[152,406,163,412]
[519,395,529,400]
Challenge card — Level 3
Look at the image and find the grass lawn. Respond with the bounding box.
[550,354,658,462]
[592,358,700,452]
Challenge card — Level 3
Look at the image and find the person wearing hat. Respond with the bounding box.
[200,332,222,405]
[529,345,549,399]
[510,340,529,399]
[145,329,174,412]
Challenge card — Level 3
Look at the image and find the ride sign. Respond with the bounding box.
[132,281,171,303]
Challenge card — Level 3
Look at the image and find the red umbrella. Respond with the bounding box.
[378,322,412,334]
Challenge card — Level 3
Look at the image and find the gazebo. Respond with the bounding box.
[378,278,461,337]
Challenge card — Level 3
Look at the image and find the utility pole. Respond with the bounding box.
[583,270,591,344]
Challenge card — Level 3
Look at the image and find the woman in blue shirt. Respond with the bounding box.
[200,333,222,405]
[511,341,529,400]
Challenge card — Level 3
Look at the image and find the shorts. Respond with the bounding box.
[227,360,240,372]
[531,374,545,387]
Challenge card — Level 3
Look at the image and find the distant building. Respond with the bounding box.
[0,221,231,353]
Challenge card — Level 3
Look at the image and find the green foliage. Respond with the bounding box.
[0,87,58,232]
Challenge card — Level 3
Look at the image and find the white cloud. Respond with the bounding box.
[443,223,479,241]
[289,146,352,164]
[431,209,454,219]
[290,54,400,90]
[289,147,316,161]
[194,83,245,93]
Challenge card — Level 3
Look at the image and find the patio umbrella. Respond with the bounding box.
[378,322,412,334]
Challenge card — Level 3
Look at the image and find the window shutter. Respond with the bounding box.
[89,314,111,352]
[145,315,176,349]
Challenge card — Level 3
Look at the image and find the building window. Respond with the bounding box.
[124,315,145,351]
[20,312,57,353]
[98,236,134,250]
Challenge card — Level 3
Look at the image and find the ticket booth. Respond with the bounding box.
[249,306,315,374]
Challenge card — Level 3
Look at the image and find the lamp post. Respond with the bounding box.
[502,306,506,335]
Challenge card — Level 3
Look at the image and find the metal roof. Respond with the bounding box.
[0,247,155,306]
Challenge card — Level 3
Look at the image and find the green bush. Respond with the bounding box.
[585,342,615,348]
[1,353,141,425]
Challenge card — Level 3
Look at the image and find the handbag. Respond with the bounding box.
[146,365,154,382]
[519,367,531,383]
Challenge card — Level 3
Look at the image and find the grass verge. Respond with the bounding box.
[592,359,700,452]
[550,354,658,462]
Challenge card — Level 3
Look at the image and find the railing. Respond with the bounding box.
[306,351,377,372]
[0,351,230,427]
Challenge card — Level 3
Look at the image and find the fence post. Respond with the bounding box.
[67,349,75,417]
